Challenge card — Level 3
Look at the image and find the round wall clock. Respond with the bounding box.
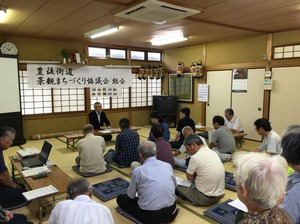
[1,42,18,55]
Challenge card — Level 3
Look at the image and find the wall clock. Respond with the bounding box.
[1,42,18,55]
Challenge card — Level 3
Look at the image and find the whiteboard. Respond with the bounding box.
[0,57,20,113]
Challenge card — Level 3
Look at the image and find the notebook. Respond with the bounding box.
[17,147,40,158]
[21,141,52,168]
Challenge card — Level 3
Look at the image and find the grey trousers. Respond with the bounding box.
[176,182,223,206]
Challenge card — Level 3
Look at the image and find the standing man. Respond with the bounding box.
[75,124,108,174]
[0,126,27,208]
[176,134,225,206]
[104,118,140,167]
[170,107,195,149]
[49,177,114,224]
[117,141,178,224]
[208,115,236,162]
[254,118,281,155]
[88,102,112,141]
[224,108,244,134]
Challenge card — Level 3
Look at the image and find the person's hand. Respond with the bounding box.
[3,210,13,222]
[107,126,112,129]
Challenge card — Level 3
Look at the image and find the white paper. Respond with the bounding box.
[17,147,40,158]
[198,84,209,102]
[195,125,205,129]
[22,185,58,201]
[176,176,192,187]
[98,129,117,133]
[21,166,51,178]
[228,198,248,212]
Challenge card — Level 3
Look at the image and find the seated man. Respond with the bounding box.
[254,118,281,155]
[88,102,112,141]
[75,124,108,174]
[0,126,27,208]
[117,141,178,224]
[150,124,174,167]
[224,108,244,134]
[233,152,292,223]
[280,125,300,224]
[208,115,236,162]
[170,107,195,149]
[176,134,225,206]
[147,111,170,142]
[104,118,140,167]
[173,126,207,169]
[49,177,114,224]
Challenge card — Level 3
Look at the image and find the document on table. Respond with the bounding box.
[98,129,117,133]
[22,185,58,201]
[176,176,192,187]
[228,198,248,212]
[21,166,51,178]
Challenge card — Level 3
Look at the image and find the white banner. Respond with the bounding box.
[27,64,132,88]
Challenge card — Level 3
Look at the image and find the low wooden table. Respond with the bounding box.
[195,126,247,148]
[63,126,141,150]
[11,160,72,223]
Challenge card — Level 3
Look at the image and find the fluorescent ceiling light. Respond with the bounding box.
[0,8,7,21]
[151,34,188,46]
[84,25,119,39]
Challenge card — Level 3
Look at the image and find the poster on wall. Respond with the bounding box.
[232,68,248,92]
[169,73,193,102]
[91,87,122,97]
[198,84,208,102]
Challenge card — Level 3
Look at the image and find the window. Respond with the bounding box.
[131,50,145,60]
[109,49,126,59]
[88,47,106,58]
[147,52,161,61]
[19,70,85,115]
[273,44,300,59]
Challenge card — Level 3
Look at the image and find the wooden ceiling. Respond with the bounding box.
[1,0,300,50]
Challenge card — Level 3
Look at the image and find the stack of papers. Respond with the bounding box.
[21,166,51,178]
[17,147,40,158]
[22,185,58,200]
[99,129,117,133]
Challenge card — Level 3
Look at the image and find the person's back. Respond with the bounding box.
[49,195,114,224]
[115,124,140,166]
[212,126,236,153]
[133,157,176,209]
[49,178,114,224]
[77,133,106,173]
[191,145,225,197]
[155,137,174,167]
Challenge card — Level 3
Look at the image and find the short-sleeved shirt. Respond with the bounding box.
[258,130,282,155]
[224,115,244,132]
[77,133,107,173]
[211,126,236,153]
[127,157,176,210]
[187,146,225,197]
[115,128,140,166]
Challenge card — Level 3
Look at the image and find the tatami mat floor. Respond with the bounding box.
[3,126,260,224]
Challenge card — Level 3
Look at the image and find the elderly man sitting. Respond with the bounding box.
[117,141,178,224]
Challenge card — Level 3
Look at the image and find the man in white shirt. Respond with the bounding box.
[176,134,225,206]
[254,118,281,155]
[224,108,244,134]
[49,178,114,224]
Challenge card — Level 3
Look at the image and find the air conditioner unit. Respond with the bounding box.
[115,0,201,24]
